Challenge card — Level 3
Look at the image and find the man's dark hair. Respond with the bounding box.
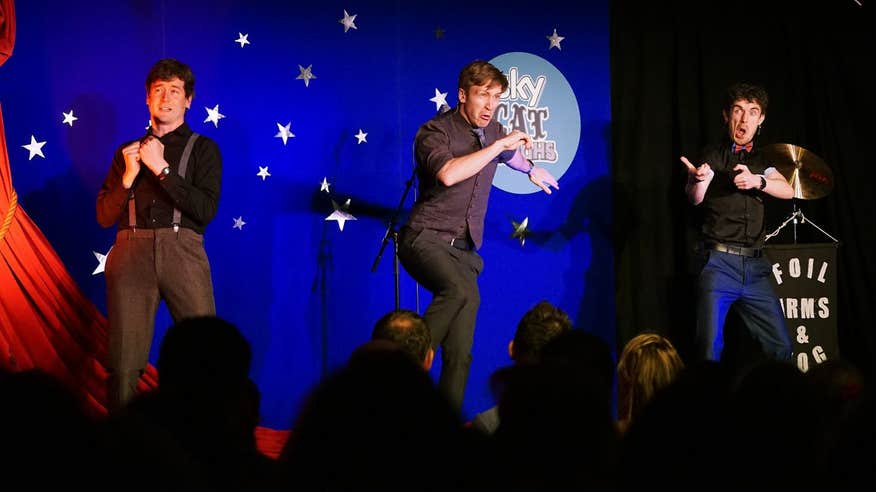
[146,58,195,97]
[725,82,769,115]
[458,60,508,92]
[512,300,573,363]
[371,309,431,364]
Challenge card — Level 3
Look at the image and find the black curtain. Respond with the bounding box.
[611,0,876,377]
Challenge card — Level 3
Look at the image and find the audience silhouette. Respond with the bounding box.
[472,300,573,434]
[3,310,870,491]
[616,332,685,434]
[0,368,104,489]
[371,308,434,370]
[279,340,491,491]
[492,329,619,490]
[96,315,279,491]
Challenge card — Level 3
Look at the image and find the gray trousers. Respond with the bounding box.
[398,227,483,412]
[105,227,215,412]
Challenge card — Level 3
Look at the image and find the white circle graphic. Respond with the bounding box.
[490,52,581,194]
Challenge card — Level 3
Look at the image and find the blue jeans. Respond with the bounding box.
[695,250,792,362]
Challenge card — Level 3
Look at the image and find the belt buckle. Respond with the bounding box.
[728,245,742,255]
[450,237,469,250]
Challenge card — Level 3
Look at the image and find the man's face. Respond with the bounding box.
[458,81,503,128]
[723,98,765,145]
[146,77,191,127]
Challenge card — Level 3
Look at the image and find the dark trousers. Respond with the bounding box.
[695,250,792,362]
[104,227,215,412]
[398,227,483,411]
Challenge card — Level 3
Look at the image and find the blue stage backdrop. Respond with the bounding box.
[0,0,611,428]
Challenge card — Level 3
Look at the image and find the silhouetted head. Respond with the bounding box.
[157,315,252,392]
[281,343,470,490]
[511,300,573,364]
[543,330,615,385]
[371,309,432,368]
[616,333,685,429]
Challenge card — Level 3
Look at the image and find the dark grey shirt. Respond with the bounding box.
[406,108,507,249]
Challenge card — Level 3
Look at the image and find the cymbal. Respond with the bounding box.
[760,143,834,199]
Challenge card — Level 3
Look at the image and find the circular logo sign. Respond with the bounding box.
[489,52,581,194]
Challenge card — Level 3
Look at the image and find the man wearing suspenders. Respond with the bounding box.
[97,58,222,412]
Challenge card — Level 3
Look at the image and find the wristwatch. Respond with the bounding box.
[758,175,767,190]
[158,166,171,181]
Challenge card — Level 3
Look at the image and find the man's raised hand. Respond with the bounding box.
[498,130,533,151]
[681,156,712,182]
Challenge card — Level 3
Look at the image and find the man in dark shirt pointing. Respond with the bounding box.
[681,82,793,363]
[398,60,559,412]
[97,58,222,412]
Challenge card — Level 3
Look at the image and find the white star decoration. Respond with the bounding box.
[339,9,357,32]
[204,104,225,127]
[429,88,448,112]
[325,199,356,231]
[297,64,317,87]
[235,32,250,47]
[275,122,295,145]
[22,135,46,160]
[62,110,78,127]
[511,217,530,246]
[233,216,247,230]
[257,166,271,181]
[320,177,331,193]
[355,129,367,144]
[92,247,111,275]
[547,28,565,50]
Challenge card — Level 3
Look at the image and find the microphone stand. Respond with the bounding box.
[371,165,417,309]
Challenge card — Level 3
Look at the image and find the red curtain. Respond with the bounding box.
[3,0,149,418]
[0,0,150,415]
[1,102,160,418]
[0,0,14,65]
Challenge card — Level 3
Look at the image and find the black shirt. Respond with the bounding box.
[698,142,773,247]
[405,108,507,249]
[97,122,222,234]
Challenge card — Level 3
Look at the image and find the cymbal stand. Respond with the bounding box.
[764,200,839,244]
